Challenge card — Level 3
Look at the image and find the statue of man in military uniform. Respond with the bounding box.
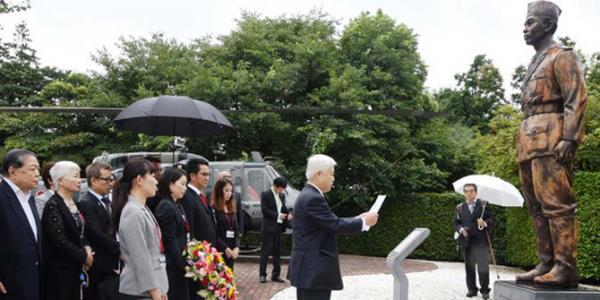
[515,1,587,288]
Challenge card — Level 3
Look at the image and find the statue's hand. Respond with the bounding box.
[554,140,576,164]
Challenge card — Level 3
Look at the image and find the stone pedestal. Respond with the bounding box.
[494,280,600,300]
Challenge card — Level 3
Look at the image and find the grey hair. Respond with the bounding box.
[50,161,81,190]
[305,154,337,180]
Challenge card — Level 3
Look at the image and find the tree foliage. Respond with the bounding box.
[436,54,505,133]
[0,10,477,206]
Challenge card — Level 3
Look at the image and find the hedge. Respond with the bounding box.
[335,172,600,281]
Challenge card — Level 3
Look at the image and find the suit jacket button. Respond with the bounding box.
[35,261,39,266]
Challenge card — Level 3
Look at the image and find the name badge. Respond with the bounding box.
[226,230,235,239]
[159,254,166,267]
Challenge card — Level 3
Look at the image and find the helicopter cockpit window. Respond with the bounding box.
[245,169,268,202]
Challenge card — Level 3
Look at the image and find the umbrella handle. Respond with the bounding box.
[478,202,486,231]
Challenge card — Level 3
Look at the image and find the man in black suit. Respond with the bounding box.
[0,149,42,300]
[77,162,120,300]
[179,159,218,300]
[259,177,290,283]
[180,158,218,245]
[288,154,378,300]
[454,183,494,300]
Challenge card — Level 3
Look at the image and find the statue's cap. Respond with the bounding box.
[527,1,561,21]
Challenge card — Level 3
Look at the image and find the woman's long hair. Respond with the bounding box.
[112,157,155,232]
[157,167,186,200]
[210,178,236,213]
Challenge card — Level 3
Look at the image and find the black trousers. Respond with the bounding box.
[83,270,112,300]
[297,288,331,300]
[259,224,284,278]
[463,243,490,293]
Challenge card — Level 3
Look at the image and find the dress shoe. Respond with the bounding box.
[259,276,266,283]
[465,290,477,297]
[482,292,490,300]
[271,277,285,283]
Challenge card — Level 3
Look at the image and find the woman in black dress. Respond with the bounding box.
[154,167,190,300]
[42,161,94,300]
[210,178,240,270]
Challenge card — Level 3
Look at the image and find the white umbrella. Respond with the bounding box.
[452,174,524,280]
[452,174,524,207]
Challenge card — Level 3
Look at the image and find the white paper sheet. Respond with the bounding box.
[364,195,386,231]
[369,195,386,213]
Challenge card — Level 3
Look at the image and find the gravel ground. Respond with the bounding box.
[271,260,522,300]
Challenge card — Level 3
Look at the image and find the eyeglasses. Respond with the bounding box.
[98,176,115,182]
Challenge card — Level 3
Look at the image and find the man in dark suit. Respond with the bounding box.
[288,154,378,300]
[259,177,290,283]
[179,159,218,300]
[180,158,218,245]
[77,162,120,300]
[454,183,494,300]
[0,149,42,300]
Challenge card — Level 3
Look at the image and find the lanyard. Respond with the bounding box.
[224,212,236,230]
[176,203,190,233]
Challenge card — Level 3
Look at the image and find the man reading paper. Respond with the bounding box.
[288,154,378,300]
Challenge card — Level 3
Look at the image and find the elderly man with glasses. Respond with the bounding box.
[454,183,494,299]
[77,162,120,300]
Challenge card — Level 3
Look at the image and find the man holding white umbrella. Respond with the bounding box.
[454,183,494,299]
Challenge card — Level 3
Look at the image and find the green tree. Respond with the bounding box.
[475,104,522,185]
[510,64,526,106]
[437,54,505,133]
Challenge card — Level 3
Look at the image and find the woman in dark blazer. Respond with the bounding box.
[210,178,240,270]
[42,161,94,300]
[154,167,189,300]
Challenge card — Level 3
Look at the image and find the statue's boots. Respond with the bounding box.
[533,215,579,288]
[516,215,554,282]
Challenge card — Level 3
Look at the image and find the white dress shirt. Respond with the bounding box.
[272,187,284,224]
[4,178,37,240]
[89,189,109,209]
[187,184,201,195]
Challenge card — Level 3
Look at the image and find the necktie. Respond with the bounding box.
[101,197,112,215]
[28,196,39,241]
[199,192,208,208]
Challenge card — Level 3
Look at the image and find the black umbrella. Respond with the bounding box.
[113,95,232,138]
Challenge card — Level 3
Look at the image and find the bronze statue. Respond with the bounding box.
[515,1,587,288]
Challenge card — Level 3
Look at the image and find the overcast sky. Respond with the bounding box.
[3,0,600,95]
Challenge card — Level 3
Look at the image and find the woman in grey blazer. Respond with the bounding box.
[112,158,168,300]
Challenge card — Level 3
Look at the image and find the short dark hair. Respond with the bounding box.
[147,156,161,163]
[1,149,36,176]
[158,167,186,199]
[273,176,288,189]
[185,158,209,178]
[86,162,112,187]
[41,161,55,189]
[463,183,478,192]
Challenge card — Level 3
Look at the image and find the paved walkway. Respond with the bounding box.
[233,255,599,299]
[233,254,436,300]
[271,261,521,300]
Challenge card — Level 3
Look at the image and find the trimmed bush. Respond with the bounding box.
[573,172,600,280]
[335,172,600,280]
